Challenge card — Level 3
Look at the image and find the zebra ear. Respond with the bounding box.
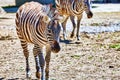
[43,16,51,24]
[48,4,53,9]
[52,11,66,23]
[55,0,60,6]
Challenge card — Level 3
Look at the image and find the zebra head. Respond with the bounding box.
[46,20,61,53]
[45,9,62,53]
[83,0,93,18]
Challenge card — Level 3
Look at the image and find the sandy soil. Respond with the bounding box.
[0,6,120,80]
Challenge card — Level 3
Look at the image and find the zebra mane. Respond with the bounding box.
[42,4,56,20]
[42,5,51,14]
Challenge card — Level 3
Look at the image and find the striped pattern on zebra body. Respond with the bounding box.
[15,1,62,79]
[55,0,93,40]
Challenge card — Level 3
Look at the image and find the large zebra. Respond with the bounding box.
[55,0,93,40]
[15,1,62,80]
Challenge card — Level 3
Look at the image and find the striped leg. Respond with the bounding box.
[33,44,45,79]
[70,15,76,38]
[39,52,45,80]
[33,45,40,79]
[34,55,41,79]
[45,45,51,80]
[20,40,31,78]
[62,16,69,40]
[33,45,44,80]
[76,16,82,40]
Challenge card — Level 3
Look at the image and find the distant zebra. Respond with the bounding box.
[15,1,62,80]
[55,0,93,40]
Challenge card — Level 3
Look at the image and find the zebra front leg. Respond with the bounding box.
[39,51,45,80]
[45,45,51,80]
[20,40,31,78]
[76,16,82,40]
[34,55,41,79]
[61,16,69,40]
[33,44,41,79]
[70,15,76,38]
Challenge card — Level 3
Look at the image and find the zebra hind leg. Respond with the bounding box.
[20,40,31,78]
[70,16,76,38]
[62,16,69,40]
[76,16,82,40]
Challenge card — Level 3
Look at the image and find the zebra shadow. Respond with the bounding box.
[60,39,82,44]
[60,39,72,44]
[0,77,4,80]
[0,78,20,80]
[2,78,38,80]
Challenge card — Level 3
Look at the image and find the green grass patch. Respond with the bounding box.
[88,56,94,60]
[71,55,81,59]
[90,23,100,26]
[109,44,120,50]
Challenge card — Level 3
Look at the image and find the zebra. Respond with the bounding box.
[55,0,93,40]
[15,1,62,80]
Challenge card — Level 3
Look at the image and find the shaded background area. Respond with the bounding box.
[0,0,120,13]
[0,0,55,13]
[15,0,55,6]
[92,0,120,3]
[0,0,120,7]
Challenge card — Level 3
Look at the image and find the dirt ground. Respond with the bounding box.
[0,7,120,80]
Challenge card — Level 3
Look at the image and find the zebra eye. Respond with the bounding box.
[48,29,52,33]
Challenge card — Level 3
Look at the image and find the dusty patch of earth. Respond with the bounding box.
[0,10,120,80]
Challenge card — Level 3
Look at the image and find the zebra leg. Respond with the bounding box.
[76,16,82,40]
[33,44,41,79]
[61,16,69,40]
[20,40,31,78]
[45,45,51,80]
[70,15,76,38]
[39,51,45,80]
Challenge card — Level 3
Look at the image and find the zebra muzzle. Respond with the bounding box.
[87,11,93,18]
[51,40,60,53]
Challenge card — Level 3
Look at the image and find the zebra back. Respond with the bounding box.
[55,0,90,16]
[15,1,61,50]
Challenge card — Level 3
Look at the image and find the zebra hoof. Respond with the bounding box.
[70,34,74,38]
[77,36,80,41]
[63,36,67,40]
[63,33,67,40]
[26,72,31,79]
[36,72,41,79]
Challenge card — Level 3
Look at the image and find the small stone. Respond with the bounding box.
[109,66,114,68]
